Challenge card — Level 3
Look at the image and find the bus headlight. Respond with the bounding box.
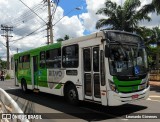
[108,79,118,92]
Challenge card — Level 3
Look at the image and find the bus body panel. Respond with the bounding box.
[13,30,150,106]
[107,85,150,106]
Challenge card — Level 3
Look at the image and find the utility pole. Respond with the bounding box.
[44,0,54,44]
[1,25,13,70]
[46,23,50,44]
[17,48,19,53]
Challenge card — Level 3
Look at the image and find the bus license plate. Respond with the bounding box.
[132,94,139,99]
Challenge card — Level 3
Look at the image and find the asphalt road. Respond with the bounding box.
[0,79,160,122]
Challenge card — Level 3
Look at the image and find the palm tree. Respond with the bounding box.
[96,0,151,32]
[141,0,160,15]
[138,27,160,69]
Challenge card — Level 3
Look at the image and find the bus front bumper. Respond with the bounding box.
[107,85,150,106]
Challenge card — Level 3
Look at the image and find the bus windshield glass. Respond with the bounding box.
[106,32,148,77]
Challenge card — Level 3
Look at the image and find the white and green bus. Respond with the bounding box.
[14,30,150,106]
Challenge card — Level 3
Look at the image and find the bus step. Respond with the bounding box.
[33,89,39,93]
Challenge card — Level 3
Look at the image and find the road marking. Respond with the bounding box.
[147,98,151,100]
[149,95,160,98]
[121,119,129,121]
[148,99,160,102]
[147,97,160,102]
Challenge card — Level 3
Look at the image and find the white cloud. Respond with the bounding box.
[0,0,160,61]
[79,0,159,33]
[53,6,84,39]
[55,16,84,39]
[0,0,84,60]
[79,0,106,32]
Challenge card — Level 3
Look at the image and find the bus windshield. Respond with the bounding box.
[109,44,148,77]
[106,32,148,77]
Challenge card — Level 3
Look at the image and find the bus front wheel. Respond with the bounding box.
[21,79,28,93]
[65,85,79,105]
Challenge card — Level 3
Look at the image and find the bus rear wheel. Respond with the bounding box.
[21,79,28,93]
[65,85,79,105]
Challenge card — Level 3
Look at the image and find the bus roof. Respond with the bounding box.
[14,30,141,59]
[14,42,61,59]
[14,31,104,59]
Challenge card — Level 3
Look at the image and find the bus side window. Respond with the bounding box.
[62,44,78,68]
[46,48,61,68]
[40,51,46,68]
[23,55,30,69]
[23,55,30,62]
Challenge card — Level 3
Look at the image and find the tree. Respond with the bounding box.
[137,27,160,69]
[56,35,70,42]
[64,35,69,40]
[56,38,64,42]
[96,0,151,32]
[0,58,7,70]
[149,27,160,69]
[141,0,160,15]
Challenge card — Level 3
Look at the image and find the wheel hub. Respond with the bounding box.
[69,90,76,100]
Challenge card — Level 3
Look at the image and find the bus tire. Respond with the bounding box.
[21,79,28,93]
[65,84,79,105]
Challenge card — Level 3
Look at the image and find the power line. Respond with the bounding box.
[10,24,46,45]
[19,0,47,24]
[0,41,6,48]
[9,0,84,45]
[51,0,59,21]
[4,3,46,27]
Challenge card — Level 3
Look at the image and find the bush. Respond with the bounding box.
[5,74,11,79]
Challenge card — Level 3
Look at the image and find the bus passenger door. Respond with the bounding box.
[31,56,39,89]
[83,46,101,102]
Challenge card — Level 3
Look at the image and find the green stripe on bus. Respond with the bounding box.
[54,84,62,89]
[113,76,142,92]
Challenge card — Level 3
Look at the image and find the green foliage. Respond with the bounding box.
[56,35,70,42]
[5,74,11,79]
[64,35,69,40]
[56,38,64,42]
[96,0,151,32]
[0,58,7,70]
[141,0,160,15]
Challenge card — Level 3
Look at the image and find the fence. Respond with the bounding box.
[0,88,29,122]
[149,69,160,81]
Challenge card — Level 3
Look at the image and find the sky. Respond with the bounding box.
[0,0,160,60]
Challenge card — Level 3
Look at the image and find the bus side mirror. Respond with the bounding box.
[105,45,109,58]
